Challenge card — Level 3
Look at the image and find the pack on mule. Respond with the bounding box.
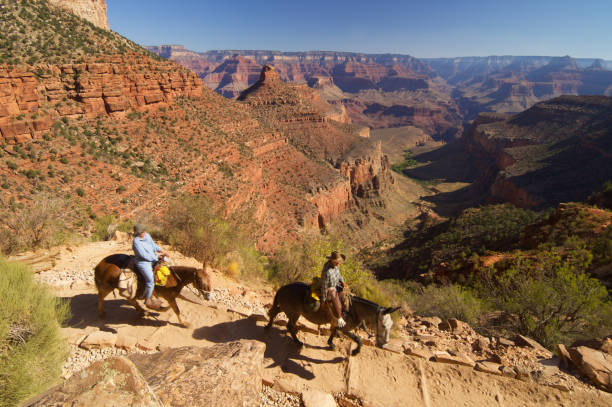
[265,282,400,355]
[94,254,211,328]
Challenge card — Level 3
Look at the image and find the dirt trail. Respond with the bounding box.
[33,240,612,407]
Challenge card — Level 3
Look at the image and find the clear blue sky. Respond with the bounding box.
[107,0,612,59]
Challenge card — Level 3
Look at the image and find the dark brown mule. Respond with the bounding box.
[265,282,400,355]
[94,254,211,328]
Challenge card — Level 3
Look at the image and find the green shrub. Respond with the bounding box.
[270,233,397,305]
[408,284,486,326]
[475,249,612,347]
[160,195,265,280]
[92,214,116,241]
[0,257,69,406]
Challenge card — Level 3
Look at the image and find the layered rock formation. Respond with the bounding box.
[147,47,463,140]
[0,55,202,143]
[239,65,395,233]
[426,55,612,119]
[48,0,109,30]
[463,95,612,208]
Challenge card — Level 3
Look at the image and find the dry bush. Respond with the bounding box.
[0,194,73,254]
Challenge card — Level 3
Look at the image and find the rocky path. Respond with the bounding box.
[27,238,612,407]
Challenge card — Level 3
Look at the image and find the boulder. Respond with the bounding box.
[602,338,612,355]
[129,341,265,406]
[514,334,550,354]
[79,331,116,350]
[405,347,433,360]
[567,346,612,391]
[302,389,337,407]
[419,316,442,328]
[497,337,515,347]
[556,344,571,369]
[381,338,405,354]
[475,361,502,375]
[433,351,475,368]
[500,366,516,378]
[514,365,531,381]
[23,357,162,407]
[472,337,491,352]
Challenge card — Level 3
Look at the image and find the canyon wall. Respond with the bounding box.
[48,0,109,30]
[0,55,202,144]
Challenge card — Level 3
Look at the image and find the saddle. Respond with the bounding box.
[116,257,176,300]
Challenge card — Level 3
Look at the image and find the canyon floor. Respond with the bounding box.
[19,236,612,407]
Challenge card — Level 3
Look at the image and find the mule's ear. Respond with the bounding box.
[383,306,401,315]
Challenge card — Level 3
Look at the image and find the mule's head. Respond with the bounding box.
[194,267,212,300]
[376,306,401,347]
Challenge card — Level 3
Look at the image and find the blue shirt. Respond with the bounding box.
[132,233,161,263]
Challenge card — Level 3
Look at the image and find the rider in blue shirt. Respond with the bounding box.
[132,224,168,310]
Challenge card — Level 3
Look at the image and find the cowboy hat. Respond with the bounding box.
[326,251,346,263]
[134,223,146,235]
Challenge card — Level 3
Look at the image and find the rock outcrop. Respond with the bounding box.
[129,341,265,407]
[463,96,612,208]
[149,47,463,139]
[48,0,109,30]
[24,356,163,407]
[0,55,202,144]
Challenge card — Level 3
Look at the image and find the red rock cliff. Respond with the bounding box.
[0,55,202,144]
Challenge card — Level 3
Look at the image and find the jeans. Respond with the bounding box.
[135,261,154,299]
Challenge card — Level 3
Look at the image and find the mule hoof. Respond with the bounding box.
[351,348,361,356]
[328,343,336,350]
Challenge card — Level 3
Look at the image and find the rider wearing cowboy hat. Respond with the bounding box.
[320,251,347,328]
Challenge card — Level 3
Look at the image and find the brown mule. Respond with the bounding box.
[94,254,212,328]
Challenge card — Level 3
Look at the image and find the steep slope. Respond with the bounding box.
[463,95,612,208]
[0,0,414,252]
[146,47,463,140]
[238,65,405,242]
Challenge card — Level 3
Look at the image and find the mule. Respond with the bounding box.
[265,282,400,355]
[94,254,211,328]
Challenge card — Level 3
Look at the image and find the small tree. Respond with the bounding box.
[476,249,611,347]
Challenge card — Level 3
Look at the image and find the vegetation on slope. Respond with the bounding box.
[369,189,612,348]
[0,257,69,407]
[0,0,155,64]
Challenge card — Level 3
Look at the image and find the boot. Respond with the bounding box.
[145,297,162,311]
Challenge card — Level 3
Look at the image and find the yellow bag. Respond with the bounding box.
[155,265,171,286]
[310,276,321,301]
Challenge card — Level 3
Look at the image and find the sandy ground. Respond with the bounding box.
[26,239,612,407]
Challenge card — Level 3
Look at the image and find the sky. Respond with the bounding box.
[107,0,612,59]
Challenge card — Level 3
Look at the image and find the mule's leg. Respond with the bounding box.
[344,331,362,356]
[264,304,281,330]
[327,327,337,350]
[168,297,189,328]
[97,286,112,318]
[287,316,303,348]
[126,297,147,317]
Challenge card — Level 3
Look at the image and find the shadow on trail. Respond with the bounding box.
[62,293,184,330]
[193,319,345,381]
